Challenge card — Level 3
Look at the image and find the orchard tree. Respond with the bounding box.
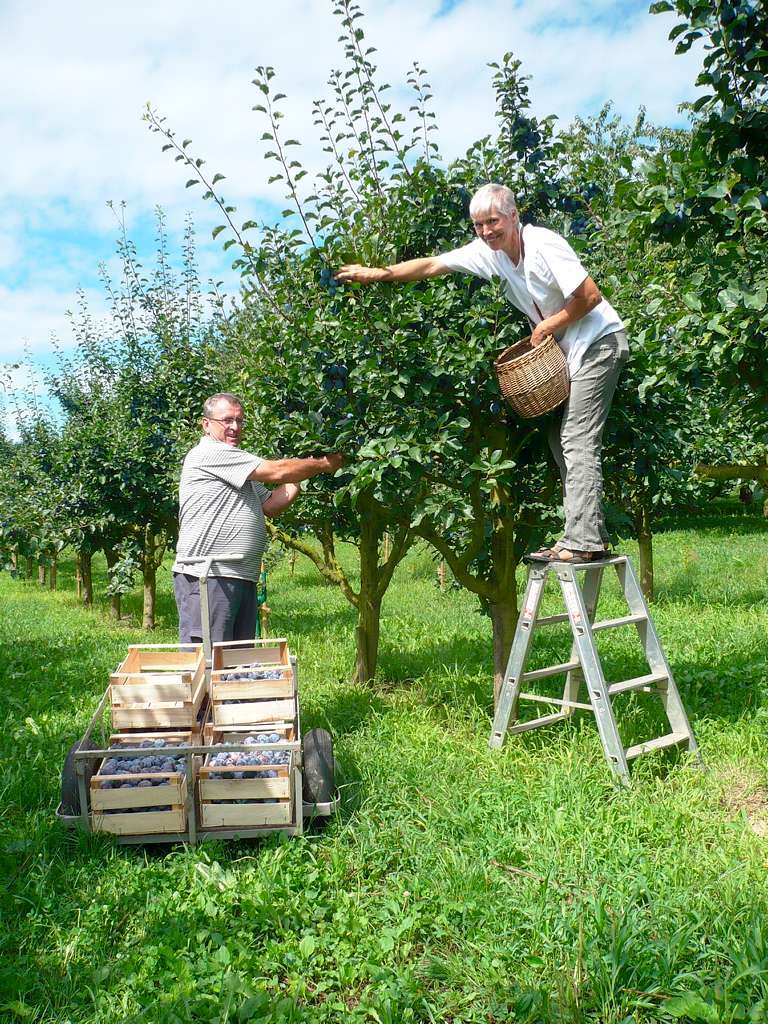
[615,0,768,500]
[46,210,221,624]
[147,17,574,694]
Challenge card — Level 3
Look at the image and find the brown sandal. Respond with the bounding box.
[548,548,612,564]
[527,544,564,563]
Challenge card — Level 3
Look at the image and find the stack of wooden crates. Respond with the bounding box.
[199,638,298,830]
[90,644,207,836]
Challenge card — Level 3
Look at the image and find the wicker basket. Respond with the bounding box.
[494,334,570,418]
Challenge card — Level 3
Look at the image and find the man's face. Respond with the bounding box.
[472,206,519,253]
[202,400,244,447]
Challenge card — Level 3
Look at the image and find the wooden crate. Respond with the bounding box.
[90,773,187,836]
[198,726,295,830]
[210,639,296,727]
[110,644,206,730]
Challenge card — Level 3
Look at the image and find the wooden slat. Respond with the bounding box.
[90,773,186,811]
[625,732,688,760]
[200,801,291,829]
[212,697,296,727]
[518,692,593,711]
[199,776,291,801]
[92,807,186,835]
[210,673,294,702]
[608,672,668,696]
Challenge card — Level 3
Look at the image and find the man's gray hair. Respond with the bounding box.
[203,393,244,417]
[469,183,517,219]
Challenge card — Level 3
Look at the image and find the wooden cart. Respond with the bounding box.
[57,555,337,844]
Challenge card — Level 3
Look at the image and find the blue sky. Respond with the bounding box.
[0,0,702,426]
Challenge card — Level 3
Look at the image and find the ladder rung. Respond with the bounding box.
[522,661,580,682]
[507,712,567,734]
[553,555,624,570]
[519,692,593,711]
[592,614,646,632]
[534,613,570,626]
[608,672,668,696]
[625,732,689,760]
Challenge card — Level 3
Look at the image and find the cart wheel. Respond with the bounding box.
[60,741,93,816]
[302,728,336,804]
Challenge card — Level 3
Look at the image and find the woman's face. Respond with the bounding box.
[471,205,519,254]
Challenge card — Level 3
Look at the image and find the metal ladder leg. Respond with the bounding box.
[560,566,604,715]
[558,565,631,784]
[489,566,548,748]
[613,559,702,763]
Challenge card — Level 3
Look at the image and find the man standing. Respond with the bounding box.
[336,182,628,564]
[173,392,344,643]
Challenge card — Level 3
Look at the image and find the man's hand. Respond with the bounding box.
[323,452,346,473]
[251,452,346,485]
[530,322,555,347]
[335,264,387,284]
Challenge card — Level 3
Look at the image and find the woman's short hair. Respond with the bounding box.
[469,183,517,219]
[203,393,244,417]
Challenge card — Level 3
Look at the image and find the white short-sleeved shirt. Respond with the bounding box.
[439,225,624,375]
[172,436,272,582]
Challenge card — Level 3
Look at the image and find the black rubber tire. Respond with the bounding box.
[302,728,336,804]
[60,740,93,816]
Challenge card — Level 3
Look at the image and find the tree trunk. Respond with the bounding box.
[143,567,156,630]
[353,509,385,684]
[142,528,157,630]
[438,559,446,591]
[49,556,57,591]
[79,550,93,608]
[25,557,34,578]
[38,561,47,586]
[104,546,121,620]
[289,549,297,577]
[636,506,654,602]
[10,552,17,574]
[489,596,519,707]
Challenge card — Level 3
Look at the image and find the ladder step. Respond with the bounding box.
[519,692,593,711]
[535,613,570,626]
[522,660,580,682]
[592,614,646,632]
[625,732,689,760]
[608,672,668,696]
[507,712,568,735]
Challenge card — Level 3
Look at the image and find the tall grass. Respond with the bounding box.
[1,506,767,1022]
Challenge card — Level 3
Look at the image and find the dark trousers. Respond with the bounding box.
[173,573,257,645]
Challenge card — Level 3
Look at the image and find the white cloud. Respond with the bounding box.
[0,0,703,367]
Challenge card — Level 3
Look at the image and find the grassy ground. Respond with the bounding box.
[2,506,768,1023]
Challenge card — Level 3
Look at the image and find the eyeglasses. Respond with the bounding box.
[208,417,244,427]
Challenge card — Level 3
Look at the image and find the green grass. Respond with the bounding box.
[2,507,768,1023]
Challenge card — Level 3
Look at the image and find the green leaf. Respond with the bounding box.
[665,992,719,1022]
[211,225,226,240]
[299,933,315,957]
[185,179,199,188]
[212,173,226,185]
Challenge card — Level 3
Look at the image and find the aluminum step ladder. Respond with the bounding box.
[489,555,702,784]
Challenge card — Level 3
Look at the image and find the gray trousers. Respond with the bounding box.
[173,573,257,645]
[547,330,629,552]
